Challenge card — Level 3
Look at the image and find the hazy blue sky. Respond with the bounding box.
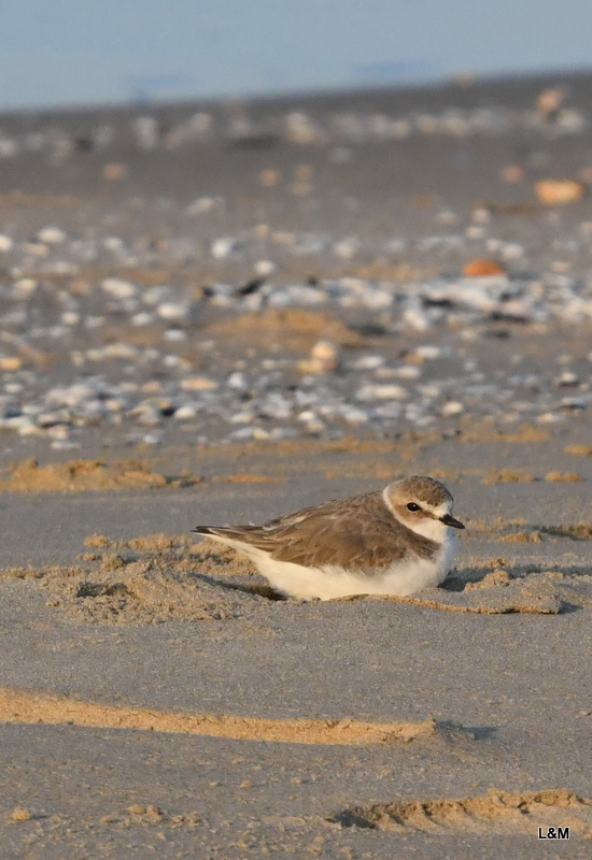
[1,0,591,109]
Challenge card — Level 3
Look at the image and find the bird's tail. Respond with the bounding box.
[192,525,249,541]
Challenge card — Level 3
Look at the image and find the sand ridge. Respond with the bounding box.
[332,789,592,838]
[0,458,201,493]
[205,308,363,352]
[0,687,437,747]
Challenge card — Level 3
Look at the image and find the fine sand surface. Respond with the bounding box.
[1,74,592,858]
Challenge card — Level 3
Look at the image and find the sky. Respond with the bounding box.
[0,0,591,109]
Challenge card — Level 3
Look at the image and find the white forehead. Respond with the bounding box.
[428,500,453,516]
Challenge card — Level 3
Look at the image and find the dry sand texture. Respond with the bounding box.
[0,74,592,858]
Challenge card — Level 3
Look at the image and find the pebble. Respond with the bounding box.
[0,356,23,372]
[51,438,79,450]
[379,365,421,380]
[333,237,361,259]
[0,234,14,252]
[350,355,385,370]
[556,371,579,387]
[23,241,49,258]
[356,383,407,401]
[186,196,220,216]
[403,307,432,331]
[500,164,525,184]
[463,259,505,278]
[157,302,188,321]
[101,278,136,299]
[180,377,219,392]
[103,162,127,181]
[9,807,31,823]
[37,225,66,245]
[227,372,247,390]
[259,168,281,187]
[536,87,566,117]
[174,404,198,420]
[298,340,340,375]
[132,312,153,326]
[441,401,465,416]
[535,180,585,206]
[254,259,276,277]
[211,237,241,259]
[164,328,186,341]
[285,112,322,144]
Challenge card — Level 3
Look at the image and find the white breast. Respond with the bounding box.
[252,533,457,600]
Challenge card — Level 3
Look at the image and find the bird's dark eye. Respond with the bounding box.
[406,502,420,512]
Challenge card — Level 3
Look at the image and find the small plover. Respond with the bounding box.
[193,476,464,600]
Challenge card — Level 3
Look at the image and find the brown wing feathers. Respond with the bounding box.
[193,491,438,570]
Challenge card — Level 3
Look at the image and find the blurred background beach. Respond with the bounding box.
[2,6,592,860]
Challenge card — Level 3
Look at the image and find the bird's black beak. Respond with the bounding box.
[440,513,465,530]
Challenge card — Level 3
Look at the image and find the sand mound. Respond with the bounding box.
[0,458,199,493]
[482,469,536,485]
[3,533,590,623]
[39,536,260,624]
[460,424,550,444]
[542,524,592,540]
[451,567,592,612]
[337,565,592,614]
[206,309,361,351]
[333,789,592,837]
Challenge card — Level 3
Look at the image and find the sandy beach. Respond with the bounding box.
[1,73,591,857]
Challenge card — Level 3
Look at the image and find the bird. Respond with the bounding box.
[192,475,464,600]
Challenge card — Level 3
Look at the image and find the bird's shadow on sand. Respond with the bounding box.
[438,720,498,742]
[189,570,287,601]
